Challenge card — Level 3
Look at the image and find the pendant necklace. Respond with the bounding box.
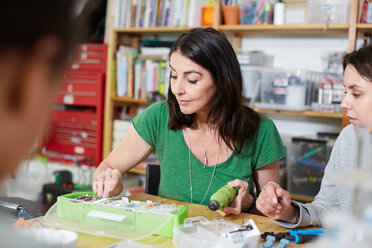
[200,131,215,168]
[187,128,220,205]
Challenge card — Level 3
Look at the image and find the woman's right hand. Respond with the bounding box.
[92,168,123,198]
[256,181,299,223]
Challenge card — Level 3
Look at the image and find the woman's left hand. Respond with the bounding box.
[217,179,253,216]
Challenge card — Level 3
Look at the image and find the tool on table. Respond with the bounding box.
[261,229,324,244]
[0,199,27,216]
[276,238,290,248]
[260,235,275,248]
[208,185,237,211]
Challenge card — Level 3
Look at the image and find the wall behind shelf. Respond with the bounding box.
[266,114,342,137]
[241,36,349,70]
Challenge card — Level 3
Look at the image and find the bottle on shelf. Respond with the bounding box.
[274,0,285,25]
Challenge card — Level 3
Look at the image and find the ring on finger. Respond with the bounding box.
[261,187,266,193]
[268,181,277,187]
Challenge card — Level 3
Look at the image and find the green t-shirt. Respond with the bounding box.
[132,101,286,205]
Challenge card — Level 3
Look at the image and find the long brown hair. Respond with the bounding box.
[167,27,260,154]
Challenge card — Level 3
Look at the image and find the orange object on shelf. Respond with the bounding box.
[222,5,240,25]
[202,6,214,26]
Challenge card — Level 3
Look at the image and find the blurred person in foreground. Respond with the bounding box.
[0,0,100,246]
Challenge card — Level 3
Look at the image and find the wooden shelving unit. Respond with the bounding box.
[219,24,350,34]
[129,168,146,175]
[112,96,148,104]
[356,23,372,33]
[103,0,363,158]
[114,27,195,33]
[252,108,343,119]
[291,194,314,203]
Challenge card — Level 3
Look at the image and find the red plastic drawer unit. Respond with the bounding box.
[54,93,99,107]
[52,122,97,132]
[58,81,100,93]
[65,62,105,73]
[51,135,97,147]
[71,52,106,61]
[55,73,104,106]
[53,128,97,140]
[52,111,98,127]
[75,44,107,53]
[66,44,107,73]
[46,142,99,165]
[42,43,106,167]
[51,128,97,144]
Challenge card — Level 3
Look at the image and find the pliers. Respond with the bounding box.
[261,229,324,244]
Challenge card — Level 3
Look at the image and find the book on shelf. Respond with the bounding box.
[114,45,170,99]
[115,45,138,97]
[112,0,206,28]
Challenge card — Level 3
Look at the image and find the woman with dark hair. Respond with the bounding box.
[256,45,372,227]
[93,28,286,215]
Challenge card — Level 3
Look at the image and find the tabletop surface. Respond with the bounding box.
[74,193,313,248]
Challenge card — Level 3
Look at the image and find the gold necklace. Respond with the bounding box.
[187,128,220,204]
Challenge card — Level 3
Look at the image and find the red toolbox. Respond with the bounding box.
[42,44,106,167]
[54,72,104,106]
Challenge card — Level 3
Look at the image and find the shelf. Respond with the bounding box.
[114,26,197,34]
[291,194,314,203]
[129,167,146,175]
[253,107,343,119]
[113,24,349,36]
[128,161,159,175]
[356,23,372,33]
[220,24,349,31]
[219,24,349,36]
[112,96,148,104]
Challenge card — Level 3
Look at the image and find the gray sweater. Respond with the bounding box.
[277,124,357,228]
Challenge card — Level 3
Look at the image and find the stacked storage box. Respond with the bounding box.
[43,44,106,167]
[286,136,336,198]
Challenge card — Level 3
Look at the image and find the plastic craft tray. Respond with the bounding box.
[173,216,240,248]
[173,217,260,248]
[43,192,188,240]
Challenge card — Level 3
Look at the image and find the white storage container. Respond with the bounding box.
[255,68,321,111]
[173,216,260,248]
[241,65,263,105]
[307,0,351,24]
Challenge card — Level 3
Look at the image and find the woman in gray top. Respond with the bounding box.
[256,45,372,227]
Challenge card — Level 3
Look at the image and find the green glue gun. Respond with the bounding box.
[208,185,237,211]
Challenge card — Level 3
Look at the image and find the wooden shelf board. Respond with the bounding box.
[253,107,343,119]
[291,194,314,203]
[114,24,349,35]
[356,23,372,33]
[220,24,349,31]
[129,167,146,175]
[114,26,196,33]
[128,161,159,175]
[112,96,148,104]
